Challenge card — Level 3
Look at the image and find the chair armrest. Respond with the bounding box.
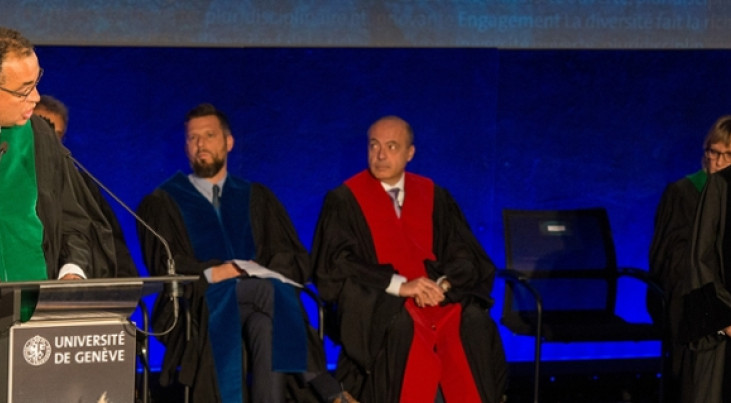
[496,269,544,315]
[497,269,545,361]
[299,283,325,342]
[617,266,665,305]
[497,269,543,303]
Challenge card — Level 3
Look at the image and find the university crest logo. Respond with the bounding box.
[23,335,52,366]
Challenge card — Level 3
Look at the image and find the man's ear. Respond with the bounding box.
[226,133,235,152]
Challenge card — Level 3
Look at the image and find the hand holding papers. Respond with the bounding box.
[233,260,302,288]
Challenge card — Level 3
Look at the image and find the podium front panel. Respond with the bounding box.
[8,319,135,403]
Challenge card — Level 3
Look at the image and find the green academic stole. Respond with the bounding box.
[0,121,49,321]
[687,169,707,193]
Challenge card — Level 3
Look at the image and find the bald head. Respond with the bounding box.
[368,116,414,146]
[367,115,415,185]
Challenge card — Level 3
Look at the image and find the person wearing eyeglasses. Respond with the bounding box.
[0,27,117,315]
[650,116,731,402]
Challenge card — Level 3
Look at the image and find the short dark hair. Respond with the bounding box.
[36,95,69,126]
[185,103,231,134]
[0,27,34,86]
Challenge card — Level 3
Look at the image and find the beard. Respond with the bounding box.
[192,156,225,178]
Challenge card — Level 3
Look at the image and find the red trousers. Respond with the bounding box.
[399,302,481,402]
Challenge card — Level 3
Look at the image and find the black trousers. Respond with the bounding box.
[236,278,285,403]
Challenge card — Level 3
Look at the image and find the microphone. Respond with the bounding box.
[0,141,8,164]
[67,153,181,336]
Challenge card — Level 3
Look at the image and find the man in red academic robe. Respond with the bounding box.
[312,115,507,402]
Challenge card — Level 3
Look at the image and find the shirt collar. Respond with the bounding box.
[188,173,227,202]
[380,174,405,206]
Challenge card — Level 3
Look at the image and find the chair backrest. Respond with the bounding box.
[502,208,619,322]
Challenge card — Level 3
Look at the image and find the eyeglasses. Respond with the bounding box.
[705,147,731,163]
[0,68,43,101]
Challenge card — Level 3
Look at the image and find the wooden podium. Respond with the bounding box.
[0,276,196,403]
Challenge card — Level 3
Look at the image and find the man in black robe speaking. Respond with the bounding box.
[311,115,508,402]
[137,103,347,402]
[0,27,117,321]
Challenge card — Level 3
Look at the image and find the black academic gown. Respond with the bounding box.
[648,173,704,403]
[137,177,324,402]
[680,166,731,403]
[31,115,115,279]
[77,171,138,277]
[312,182,508,403]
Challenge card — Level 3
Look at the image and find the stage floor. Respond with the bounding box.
[138,357,663,403]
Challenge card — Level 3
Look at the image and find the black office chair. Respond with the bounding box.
[499,208,665,403]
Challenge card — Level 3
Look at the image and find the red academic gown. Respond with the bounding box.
[312,170,507,403]
[346,171,479,402]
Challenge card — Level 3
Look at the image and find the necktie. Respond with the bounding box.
[388,188,401,217]
[212,184,221,210]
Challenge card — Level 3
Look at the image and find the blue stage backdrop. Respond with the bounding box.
[32,46,731,369]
